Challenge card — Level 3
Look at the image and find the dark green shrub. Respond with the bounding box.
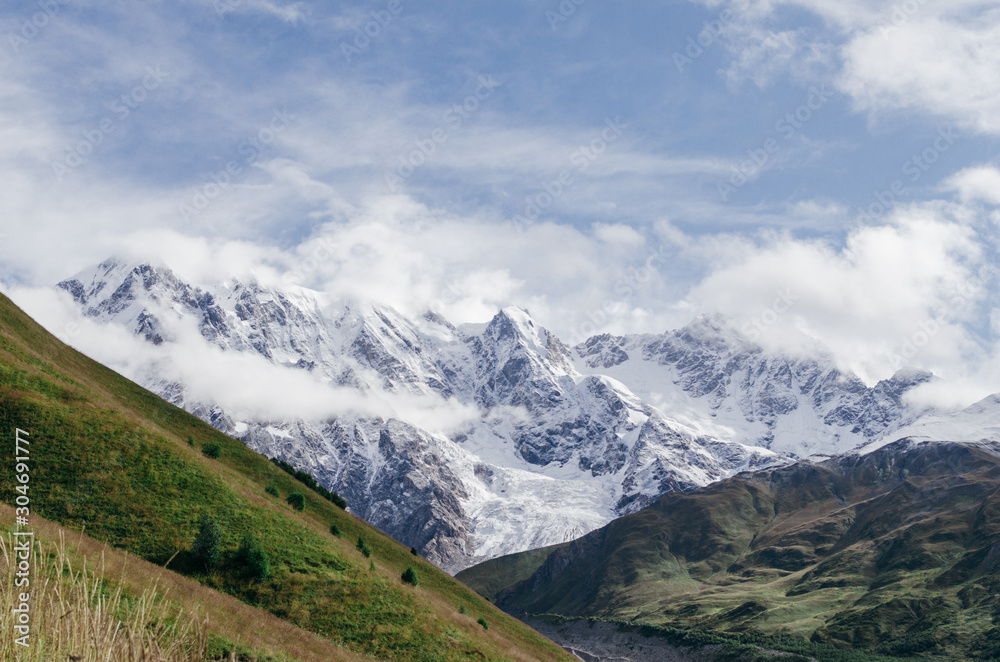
[357,535,371,558]
[236,533,271,581]
[269,458,347,508]
[458,605,467,615]
[202,442,221,458]
[265,485,279,497]
[410,547,418,555]
[286,492,305,511]
[192,516,222,572]
[402,566,419,586]
[477,617,488,630]
[330,523,341,537]
[187,435,194,446]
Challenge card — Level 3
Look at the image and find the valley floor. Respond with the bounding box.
[525,619,721,662]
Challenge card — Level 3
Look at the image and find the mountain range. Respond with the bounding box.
[56,258,937,573]
[462,436,1000,660]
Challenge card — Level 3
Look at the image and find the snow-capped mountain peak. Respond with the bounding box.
[54,258,937,572]
[479,306,576,375]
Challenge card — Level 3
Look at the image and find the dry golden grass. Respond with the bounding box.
[0,530,206,662]
[0,506,367,662]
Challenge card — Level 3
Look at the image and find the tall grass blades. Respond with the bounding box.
[0,532,208,661]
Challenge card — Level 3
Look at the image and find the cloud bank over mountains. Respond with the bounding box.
[1,0,999,409]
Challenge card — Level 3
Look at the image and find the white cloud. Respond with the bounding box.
[687,204,989,388]
[593,223,646,247]
[721,25,833,89]
[206,0,307,23]
[2,284,479,434]
[286,197,642,332]
[710,0,1000,136]
[839,13,1000,135]
[6,192,999,413]
[787,199,849,221]
[944,166,1000,206]
[2,0,999,419]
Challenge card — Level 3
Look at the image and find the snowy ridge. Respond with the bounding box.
[575,318,933,458]
[855,393,1000,455]
[56,258,937,572]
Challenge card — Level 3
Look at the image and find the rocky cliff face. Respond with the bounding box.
[56,258,927,572]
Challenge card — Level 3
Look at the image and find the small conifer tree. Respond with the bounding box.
[192,516,222,572]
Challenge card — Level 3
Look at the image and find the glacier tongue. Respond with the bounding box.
[54,258,928,572]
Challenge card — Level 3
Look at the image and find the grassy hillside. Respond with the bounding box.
[456,543,568,602]
[1,508,368,661]
[0,291,573,662]
[475,440,1000,661]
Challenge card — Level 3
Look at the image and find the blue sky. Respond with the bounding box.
[2,0,1000,406]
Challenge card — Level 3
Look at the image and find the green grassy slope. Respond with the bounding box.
[0,291,573,662]
[478,441,1000,660]
[2,505,369,662]
[456,542,568,602]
